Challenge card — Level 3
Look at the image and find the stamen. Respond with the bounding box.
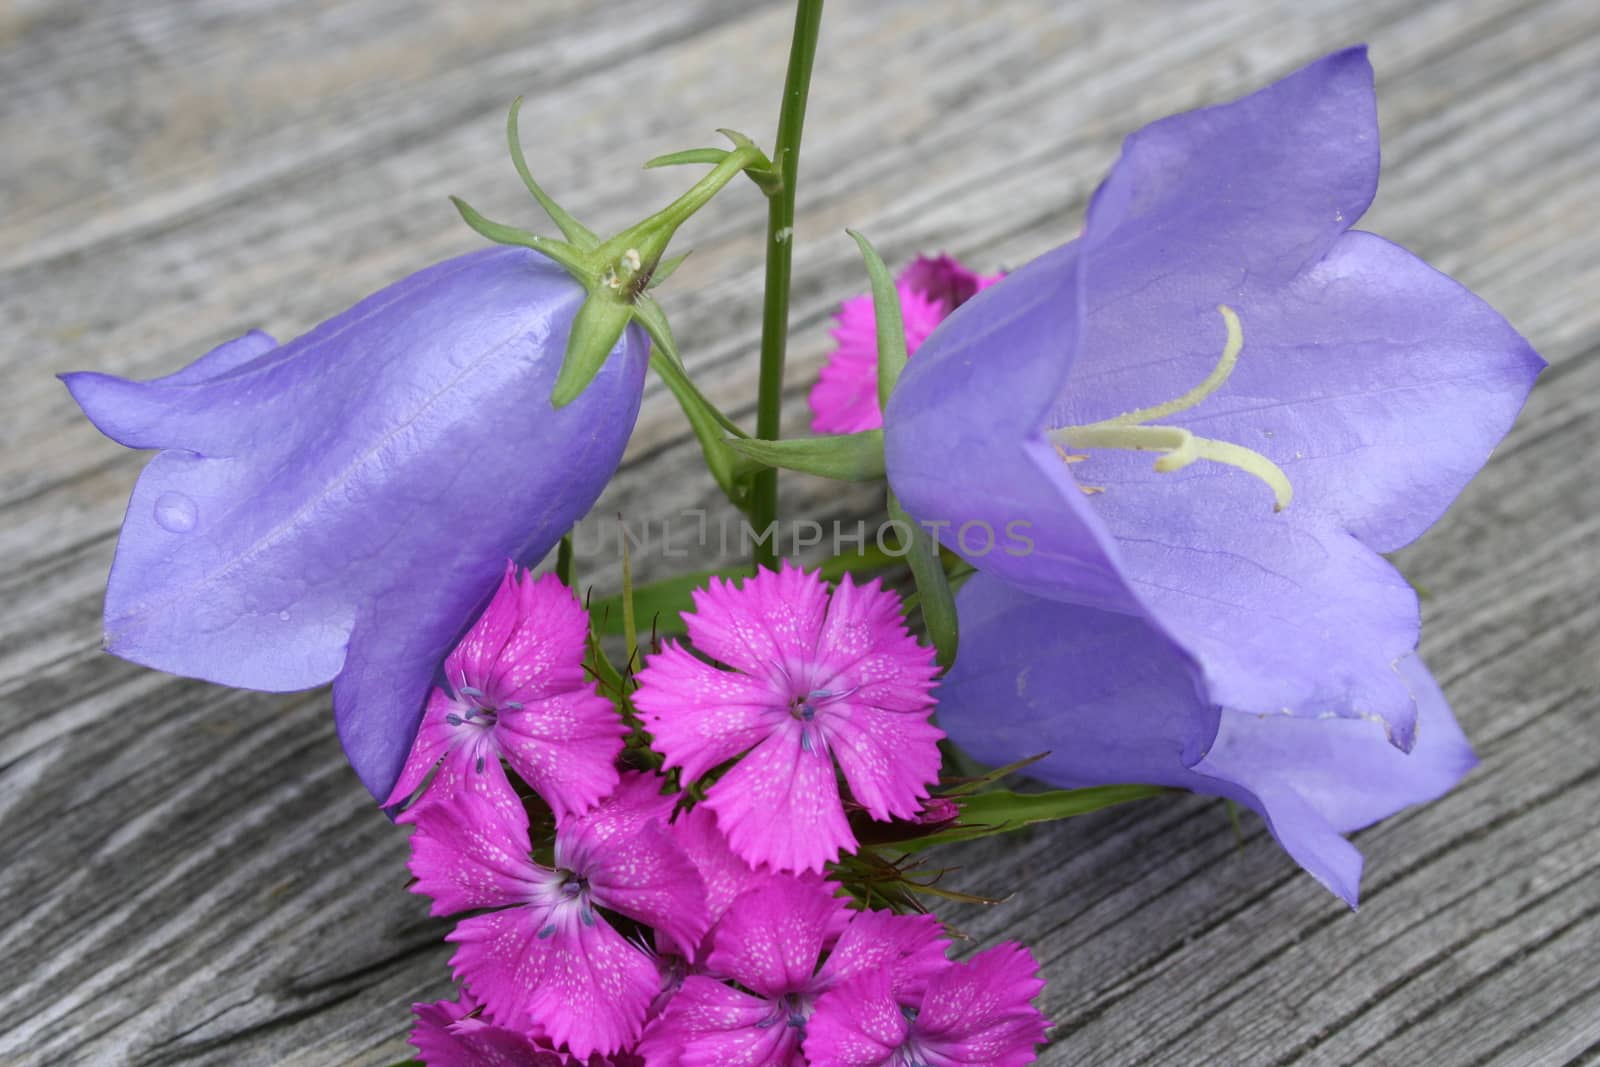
[1104,304,1244,427]
[1049,305,1292,511]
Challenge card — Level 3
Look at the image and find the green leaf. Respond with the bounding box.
[506,97,599,248]
[889,491,957,668]
[938,751,1049,797]
[644,147,731,169]
[846,229,907,409]
[896,785,1169,853]
[551,296,632,408]
[727,431,885,482]
[448,196,589,277]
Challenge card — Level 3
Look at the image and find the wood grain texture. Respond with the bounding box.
[1,0,1596,1063]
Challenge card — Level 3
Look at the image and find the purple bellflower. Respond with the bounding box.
[63,247,648,800]
[882,49,1541,902]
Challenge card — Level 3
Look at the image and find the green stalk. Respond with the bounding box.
[750,0,824,571]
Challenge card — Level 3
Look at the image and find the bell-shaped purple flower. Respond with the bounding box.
[63,246,648,799]
[885,47,1542,753]
[941,575,1477,904]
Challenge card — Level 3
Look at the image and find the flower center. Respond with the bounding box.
[1048,305,1293,511]
[537,868,596,937]
[755,992,813,1031]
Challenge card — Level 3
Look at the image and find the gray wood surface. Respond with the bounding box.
[2,0,1597,1064]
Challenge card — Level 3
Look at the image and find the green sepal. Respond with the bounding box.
[648,351,747,507]
[633,296,749,508]
[632,295,745,441]
[507,97,599,249]
[727,431,886,482]
[552,296,633,409]
[449,196,590,277]
[584,622,626,700]
[648,251,692,290]
[893,785,1169,854]
[645,148,732,169]
[890,490,958,669]
[847,229,907,409]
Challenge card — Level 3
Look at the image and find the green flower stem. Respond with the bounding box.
[750,0,825,571]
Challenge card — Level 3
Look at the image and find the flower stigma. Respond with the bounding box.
[1050,305,1293,511]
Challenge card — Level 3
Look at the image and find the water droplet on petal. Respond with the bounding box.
[153,492,197,533]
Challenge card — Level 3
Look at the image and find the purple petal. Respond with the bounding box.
[939,574,1479,904]
[64,247,648,799]
[886,49,1541,747]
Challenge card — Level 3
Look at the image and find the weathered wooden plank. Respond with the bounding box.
[1,0,1597,1063]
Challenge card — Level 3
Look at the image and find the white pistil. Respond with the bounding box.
[1049,305,1293,512]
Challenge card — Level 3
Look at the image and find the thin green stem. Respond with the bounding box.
[750,0,824,571]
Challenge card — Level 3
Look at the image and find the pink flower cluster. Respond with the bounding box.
[808,254,1002,434]
[393,562,1048,1064]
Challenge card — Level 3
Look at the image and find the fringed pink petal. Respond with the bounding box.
[484,571,593,704]
[497,687,625,819]
[811,575,940,711]
[448,907,660,1060]
[913,942,1050,1067]
[703,874,847,996]
[637,977,801,1067]
[399,790,541,917]
[632,642,781,782]
[814,910,952,999]
[439,561,525,697]
[658,805,763,962]
[706,724,855,873]
[803,968,908,1067]
[682,564,830,682]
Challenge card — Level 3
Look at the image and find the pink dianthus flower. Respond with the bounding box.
[808,253,1002,434]
[637,874,950,1067]
[402,773,707,1059]
[386,563,625,819]
[804,942,1050,1067]
[632,565,942,873]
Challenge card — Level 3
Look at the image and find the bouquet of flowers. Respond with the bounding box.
[62,5,1542,1064]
